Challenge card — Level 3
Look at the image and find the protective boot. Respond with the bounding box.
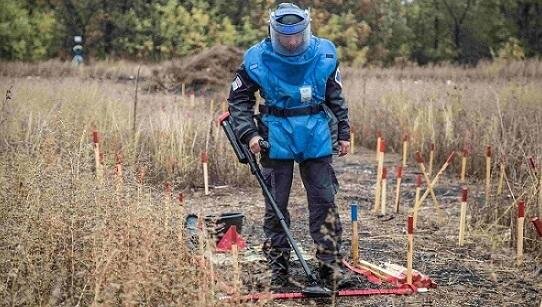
[264,245,291,289]
[318,260,356,290]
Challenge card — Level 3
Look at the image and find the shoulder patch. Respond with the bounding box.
[325,54,334,58]
[231,75,243,92]
[334,68,342,88]
[249,63,258,70]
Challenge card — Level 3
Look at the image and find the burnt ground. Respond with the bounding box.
[184,147,542,306]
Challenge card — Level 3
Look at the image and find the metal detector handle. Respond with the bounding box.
[217,112,248,164]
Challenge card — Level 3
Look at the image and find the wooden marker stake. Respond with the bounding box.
[460,147,468,183]
[181,83,186,97]
[375,133,382,162]
[381,167,388,215]
[415,151,441,216]
[374,139,385,213]
[412,152,456,226]
[402,134,409,167]
[459,187,468,246]
[485,146,492,204]
[406,215,414,285]
[201,152,210,195]
[497,158,505,196]
[516,200,525,265]
[413,174,422,228]
[351,203,359,264]
[92,129,103,182]
[428,143,435,176]
[394,165,403,213]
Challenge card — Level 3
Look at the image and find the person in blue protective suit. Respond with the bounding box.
[227,3,351,289]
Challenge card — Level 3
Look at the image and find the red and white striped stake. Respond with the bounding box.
[459,187,468,246]
[485,146,492,203]
[460,147,468,183]
[406,215,414,285]
[402,133,409,167]
[413,173,422,228]
[532,217,542,238]
[373,139,385,213]
[428,143,435,176]
[497,156,506,196]
[394,165,403,213]
[201,151,210,195]
[92,129,103,181]
[517,200,525,265]
[381,167,388,215]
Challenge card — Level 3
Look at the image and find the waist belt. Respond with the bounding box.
[259,104,323,117]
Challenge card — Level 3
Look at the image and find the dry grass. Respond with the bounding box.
[1,59,541,305]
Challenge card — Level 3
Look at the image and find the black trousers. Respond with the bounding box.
[260,155,343,267]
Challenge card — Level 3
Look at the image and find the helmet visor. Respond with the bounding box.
[269,6,311,56]
[270,22,311,56]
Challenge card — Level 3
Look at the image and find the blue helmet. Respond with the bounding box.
[269,3,311,56]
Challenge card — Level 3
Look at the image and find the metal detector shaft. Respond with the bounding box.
[217,112,319,284]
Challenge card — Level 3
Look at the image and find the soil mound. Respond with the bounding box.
[148,45,244,94]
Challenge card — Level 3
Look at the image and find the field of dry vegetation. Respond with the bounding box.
[1,59,541,306]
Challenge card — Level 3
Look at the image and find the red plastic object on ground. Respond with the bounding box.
[216,225,246,252]
[223,285,416,301]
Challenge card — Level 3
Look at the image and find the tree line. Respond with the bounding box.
[1,0,540,65]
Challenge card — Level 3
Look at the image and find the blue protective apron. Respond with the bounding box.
[243,37,337,162]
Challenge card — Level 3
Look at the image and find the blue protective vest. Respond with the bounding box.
[243,36,337,162]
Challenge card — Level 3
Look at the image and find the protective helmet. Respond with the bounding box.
[269,3,311,56]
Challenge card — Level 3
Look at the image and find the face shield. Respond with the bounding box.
[269,4,311,56]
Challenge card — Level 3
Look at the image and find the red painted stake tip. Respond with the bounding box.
[403,134,409,142]
[431,143,435,151]
[518,201,525,218]
[485,146,492,158]
[415,151,424,164]
[462,148,469,157]
[380,139,386,153]
[201,152,209,163]
[461,187,468,202]
[178,193,184,204]
[416,174,422,187]
[407,216,414,234]
[382,167,387,179]
[532,218,542,238]
[446,151,456,164]
[92,130,99,144]
[376,131,382,138]
[396,165,403,178]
